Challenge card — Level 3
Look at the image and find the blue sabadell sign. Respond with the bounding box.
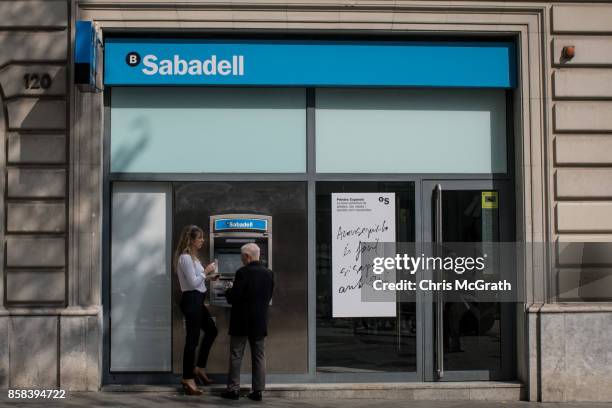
[104,38,515,88]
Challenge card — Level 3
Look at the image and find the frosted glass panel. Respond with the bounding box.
[316,88,507,173]
[111,87,306,173]
[111,183,172,371]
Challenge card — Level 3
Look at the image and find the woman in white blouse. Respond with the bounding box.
[174,225,219,395]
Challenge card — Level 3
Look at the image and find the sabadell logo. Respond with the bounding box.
[125,51,245,76]
[226,221,253,228]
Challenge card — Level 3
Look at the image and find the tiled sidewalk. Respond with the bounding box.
[1,392,612,408]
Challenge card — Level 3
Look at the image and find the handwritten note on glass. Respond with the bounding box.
[332,193,396,318]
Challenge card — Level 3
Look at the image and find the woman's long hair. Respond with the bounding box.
[174,225,204,272]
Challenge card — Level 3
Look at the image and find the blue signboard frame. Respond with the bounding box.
[104,38,516,88]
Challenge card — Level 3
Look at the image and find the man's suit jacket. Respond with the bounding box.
[225,261,274,338]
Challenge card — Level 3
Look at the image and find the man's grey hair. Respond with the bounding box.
[241,243,260,260]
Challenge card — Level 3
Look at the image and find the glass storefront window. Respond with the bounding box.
[111,87,306,173]
[316,181,416,372]
[110,183,172,372]
[106,85,515,381]
[315,88,507,174]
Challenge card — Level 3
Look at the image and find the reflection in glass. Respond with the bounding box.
[440,190,501,372]
[316,182,416,372]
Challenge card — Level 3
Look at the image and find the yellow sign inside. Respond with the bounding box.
[481,191,498,209]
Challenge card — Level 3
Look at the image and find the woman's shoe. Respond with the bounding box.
[181,379,202,396]
[194,368,214,385]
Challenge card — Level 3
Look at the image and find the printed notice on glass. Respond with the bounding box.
[332,193,396,318]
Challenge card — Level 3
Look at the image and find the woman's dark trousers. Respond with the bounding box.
[181,290,218,379]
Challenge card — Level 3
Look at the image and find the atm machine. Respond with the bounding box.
[208,214,272,307]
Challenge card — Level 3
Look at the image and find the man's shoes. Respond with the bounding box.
[220,390,240,400]
[247,391,262,401]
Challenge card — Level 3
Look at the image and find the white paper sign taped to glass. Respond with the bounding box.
[332,193,396,318]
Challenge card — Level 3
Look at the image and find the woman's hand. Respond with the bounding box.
[204,262,216,274]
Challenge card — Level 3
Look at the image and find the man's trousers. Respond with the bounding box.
[227,335,266,392]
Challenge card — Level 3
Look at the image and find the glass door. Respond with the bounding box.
[422,180,515,381]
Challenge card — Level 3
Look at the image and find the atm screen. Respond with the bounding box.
[216,253,243,275]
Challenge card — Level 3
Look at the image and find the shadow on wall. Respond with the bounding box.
[1,67,67,305]
[3,66,67,130]
[1,83,5,311]
[9,318,60,388]
[0,3,66,36]
[6,202,65,234]
[554,242,612,302]
[4,67,67,206]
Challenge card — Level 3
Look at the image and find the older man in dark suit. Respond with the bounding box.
[221,243,274,402]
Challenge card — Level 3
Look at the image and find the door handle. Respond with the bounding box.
[433,184,444,379]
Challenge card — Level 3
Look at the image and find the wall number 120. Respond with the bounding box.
[23,73,52,90]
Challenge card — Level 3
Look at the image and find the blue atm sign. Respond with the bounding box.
[215,218,268,232]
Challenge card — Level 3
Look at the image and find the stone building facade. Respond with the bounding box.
[0,0,611,402]
[0,0,99,392]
